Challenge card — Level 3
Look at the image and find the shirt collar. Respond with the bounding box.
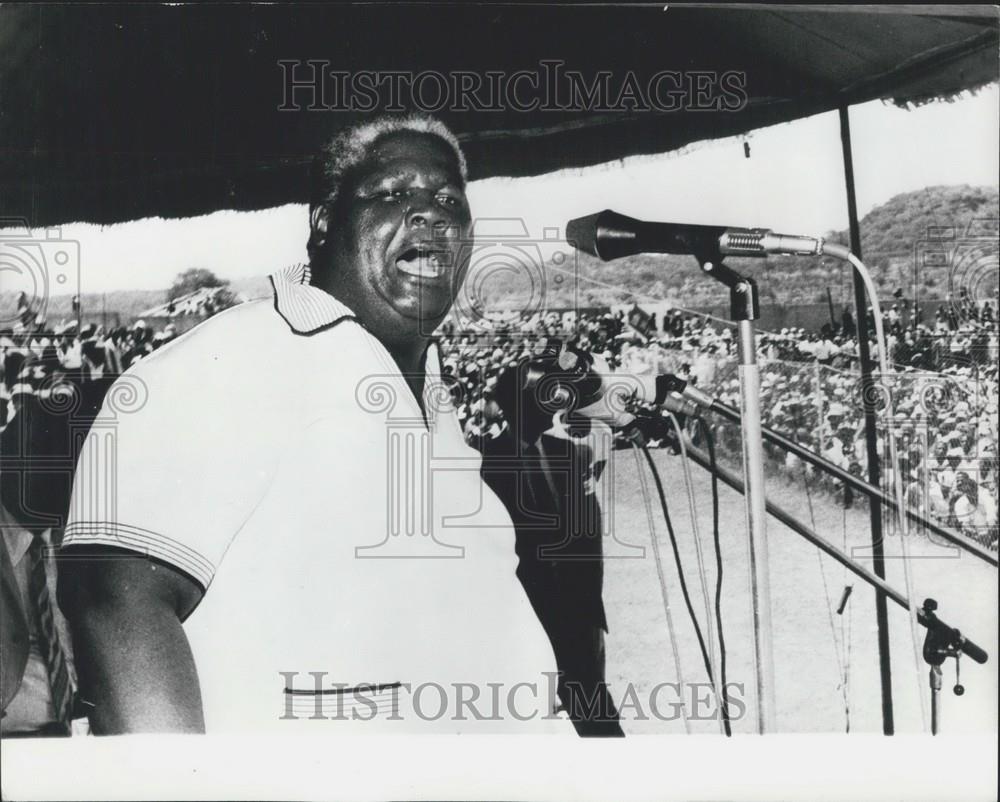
[269,263,449,417]
[269,263,357,335]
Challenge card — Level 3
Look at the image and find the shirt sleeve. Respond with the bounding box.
[62,342,283,590]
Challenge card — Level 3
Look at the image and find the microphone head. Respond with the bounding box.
[566,210,642,261]
[565,211,603,258]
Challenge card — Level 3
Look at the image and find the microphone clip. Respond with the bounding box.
[653,374,689,406]
[697,257,761,322]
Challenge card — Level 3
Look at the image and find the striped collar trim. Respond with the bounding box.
[269,263,357,335]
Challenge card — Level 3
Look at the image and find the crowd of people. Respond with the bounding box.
[3,293,997,549]
[0,318,180,420]
[662,296,999,550]
[435,296,999,549]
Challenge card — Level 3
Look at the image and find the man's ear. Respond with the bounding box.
[309,204,330,251]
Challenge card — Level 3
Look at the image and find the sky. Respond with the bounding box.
[3,84,998,295]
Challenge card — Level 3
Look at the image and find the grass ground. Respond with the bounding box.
[602,445,999,734]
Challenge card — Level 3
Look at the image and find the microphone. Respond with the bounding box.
[570,355,700,424]
[654,372,720,412]
[566,210,823,261]
[498,343,702,434]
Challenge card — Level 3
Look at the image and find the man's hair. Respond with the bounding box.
[307,114,468,261]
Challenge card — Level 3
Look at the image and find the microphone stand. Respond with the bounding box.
[921,598,970,735]
[697,254,776,734]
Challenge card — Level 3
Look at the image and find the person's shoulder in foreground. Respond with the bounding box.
[116,294,291,379]
[52,294,307,734]
[56,266,374,589]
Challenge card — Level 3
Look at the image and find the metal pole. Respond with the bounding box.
[929,665,941,735]
[814,361,825,456]
[839,103,894,735]
[698,256,776,734]
[736,316,776,734]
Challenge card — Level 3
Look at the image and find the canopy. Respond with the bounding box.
[1,4,997,226]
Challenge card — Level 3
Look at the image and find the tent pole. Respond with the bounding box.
[838,104,894,735]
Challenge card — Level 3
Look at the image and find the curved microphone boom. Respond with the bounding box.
[566,209,823,261]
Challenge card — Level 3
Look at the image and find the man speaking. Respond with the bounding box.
[58,115,583,734]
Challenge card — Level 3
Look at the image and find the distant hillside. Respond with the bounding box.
[3,186,996,327]
[843,184,998,267]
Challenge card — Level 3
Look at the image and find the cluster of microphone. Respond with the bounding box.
[492,338,721,443]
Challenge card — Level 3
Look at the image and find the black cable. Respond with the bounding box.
[638,442,718,721]
[700,417,732,736]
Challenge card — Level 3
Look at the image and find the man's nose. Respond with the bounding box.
[405,192,454,232]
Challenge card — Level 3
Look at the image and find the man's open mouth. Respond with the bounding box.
[395,244,451,280]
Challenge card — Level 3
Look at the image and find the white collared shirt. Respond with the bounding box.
[64,264,563,733]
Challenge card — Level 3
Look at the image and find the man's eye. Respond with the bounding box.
[379,189,406,201]
[436,192,460,207]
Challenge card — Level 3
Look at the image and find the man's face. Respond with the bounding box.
[320,130,472,341]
